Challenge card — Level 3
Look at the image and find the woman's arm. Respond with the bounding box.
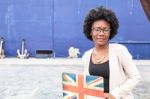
[110,45,141,98]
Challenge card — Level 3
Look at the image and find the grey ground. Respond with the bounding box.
[0,59,149,99]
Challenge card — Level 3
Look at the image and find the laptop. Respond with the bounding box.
[62,72,104,99]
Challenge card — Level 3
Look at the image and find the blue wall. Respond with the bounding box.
[0,0,150,59]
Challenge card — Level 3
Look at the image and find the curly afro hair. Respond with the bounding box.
[83,6,119,41]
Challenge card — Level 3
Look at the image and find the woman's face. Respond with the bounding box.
[91,20,111,46]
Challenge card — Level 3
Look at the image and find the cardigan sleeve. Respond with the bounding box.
[82,52,88,75]
[82,49,93,75]
[110,44,141,98]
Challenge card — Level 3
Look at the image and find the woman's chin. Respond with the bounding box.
[96,41,107,45]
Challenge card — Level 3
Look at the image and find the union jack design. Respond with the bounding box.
[62,72,104,99]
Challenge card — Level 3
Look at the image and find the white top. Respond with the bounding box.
[82,43,141,99]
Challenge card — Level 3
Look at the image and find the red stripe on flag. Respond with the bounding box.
[63,75,104,99]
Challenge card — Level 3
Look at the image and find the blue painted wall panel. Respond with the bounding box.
[53,0,107,57]
[121,43,150,59]
[0,0,53,56]
[0,0,149,59]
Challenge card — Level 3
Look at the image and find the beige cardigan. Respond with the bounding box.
[82,44,141,99]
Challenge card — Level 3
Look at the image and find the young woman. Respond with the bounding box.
[82,6,141,99]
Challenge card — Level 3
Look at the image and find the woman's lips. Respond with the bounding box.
[96,38,106,43]
[96,38,105,41]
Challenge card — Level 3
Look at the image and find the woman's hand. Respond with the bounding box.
[104,93,115,99]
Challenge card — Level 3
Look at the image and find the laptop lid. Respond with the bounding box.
[62,72,104,99]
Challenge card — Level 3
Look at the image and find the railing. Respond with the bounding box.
[110,41,150,44]
[110,41,150,59]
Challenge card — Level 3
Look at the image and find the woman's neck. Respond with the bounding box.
[94,44,109,52]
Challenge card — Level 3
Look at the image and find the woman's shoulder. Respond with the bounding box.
[110,43,131,57]
[110,43,128,51]
[83,48,93,56]
[82,48,94,59]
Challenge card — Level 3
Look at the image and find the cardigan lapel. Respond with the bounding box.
[109,44,121,91]
[109,44,127,92]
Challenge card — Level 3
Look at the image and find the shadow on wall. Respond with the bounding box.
[140,0,150,22]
